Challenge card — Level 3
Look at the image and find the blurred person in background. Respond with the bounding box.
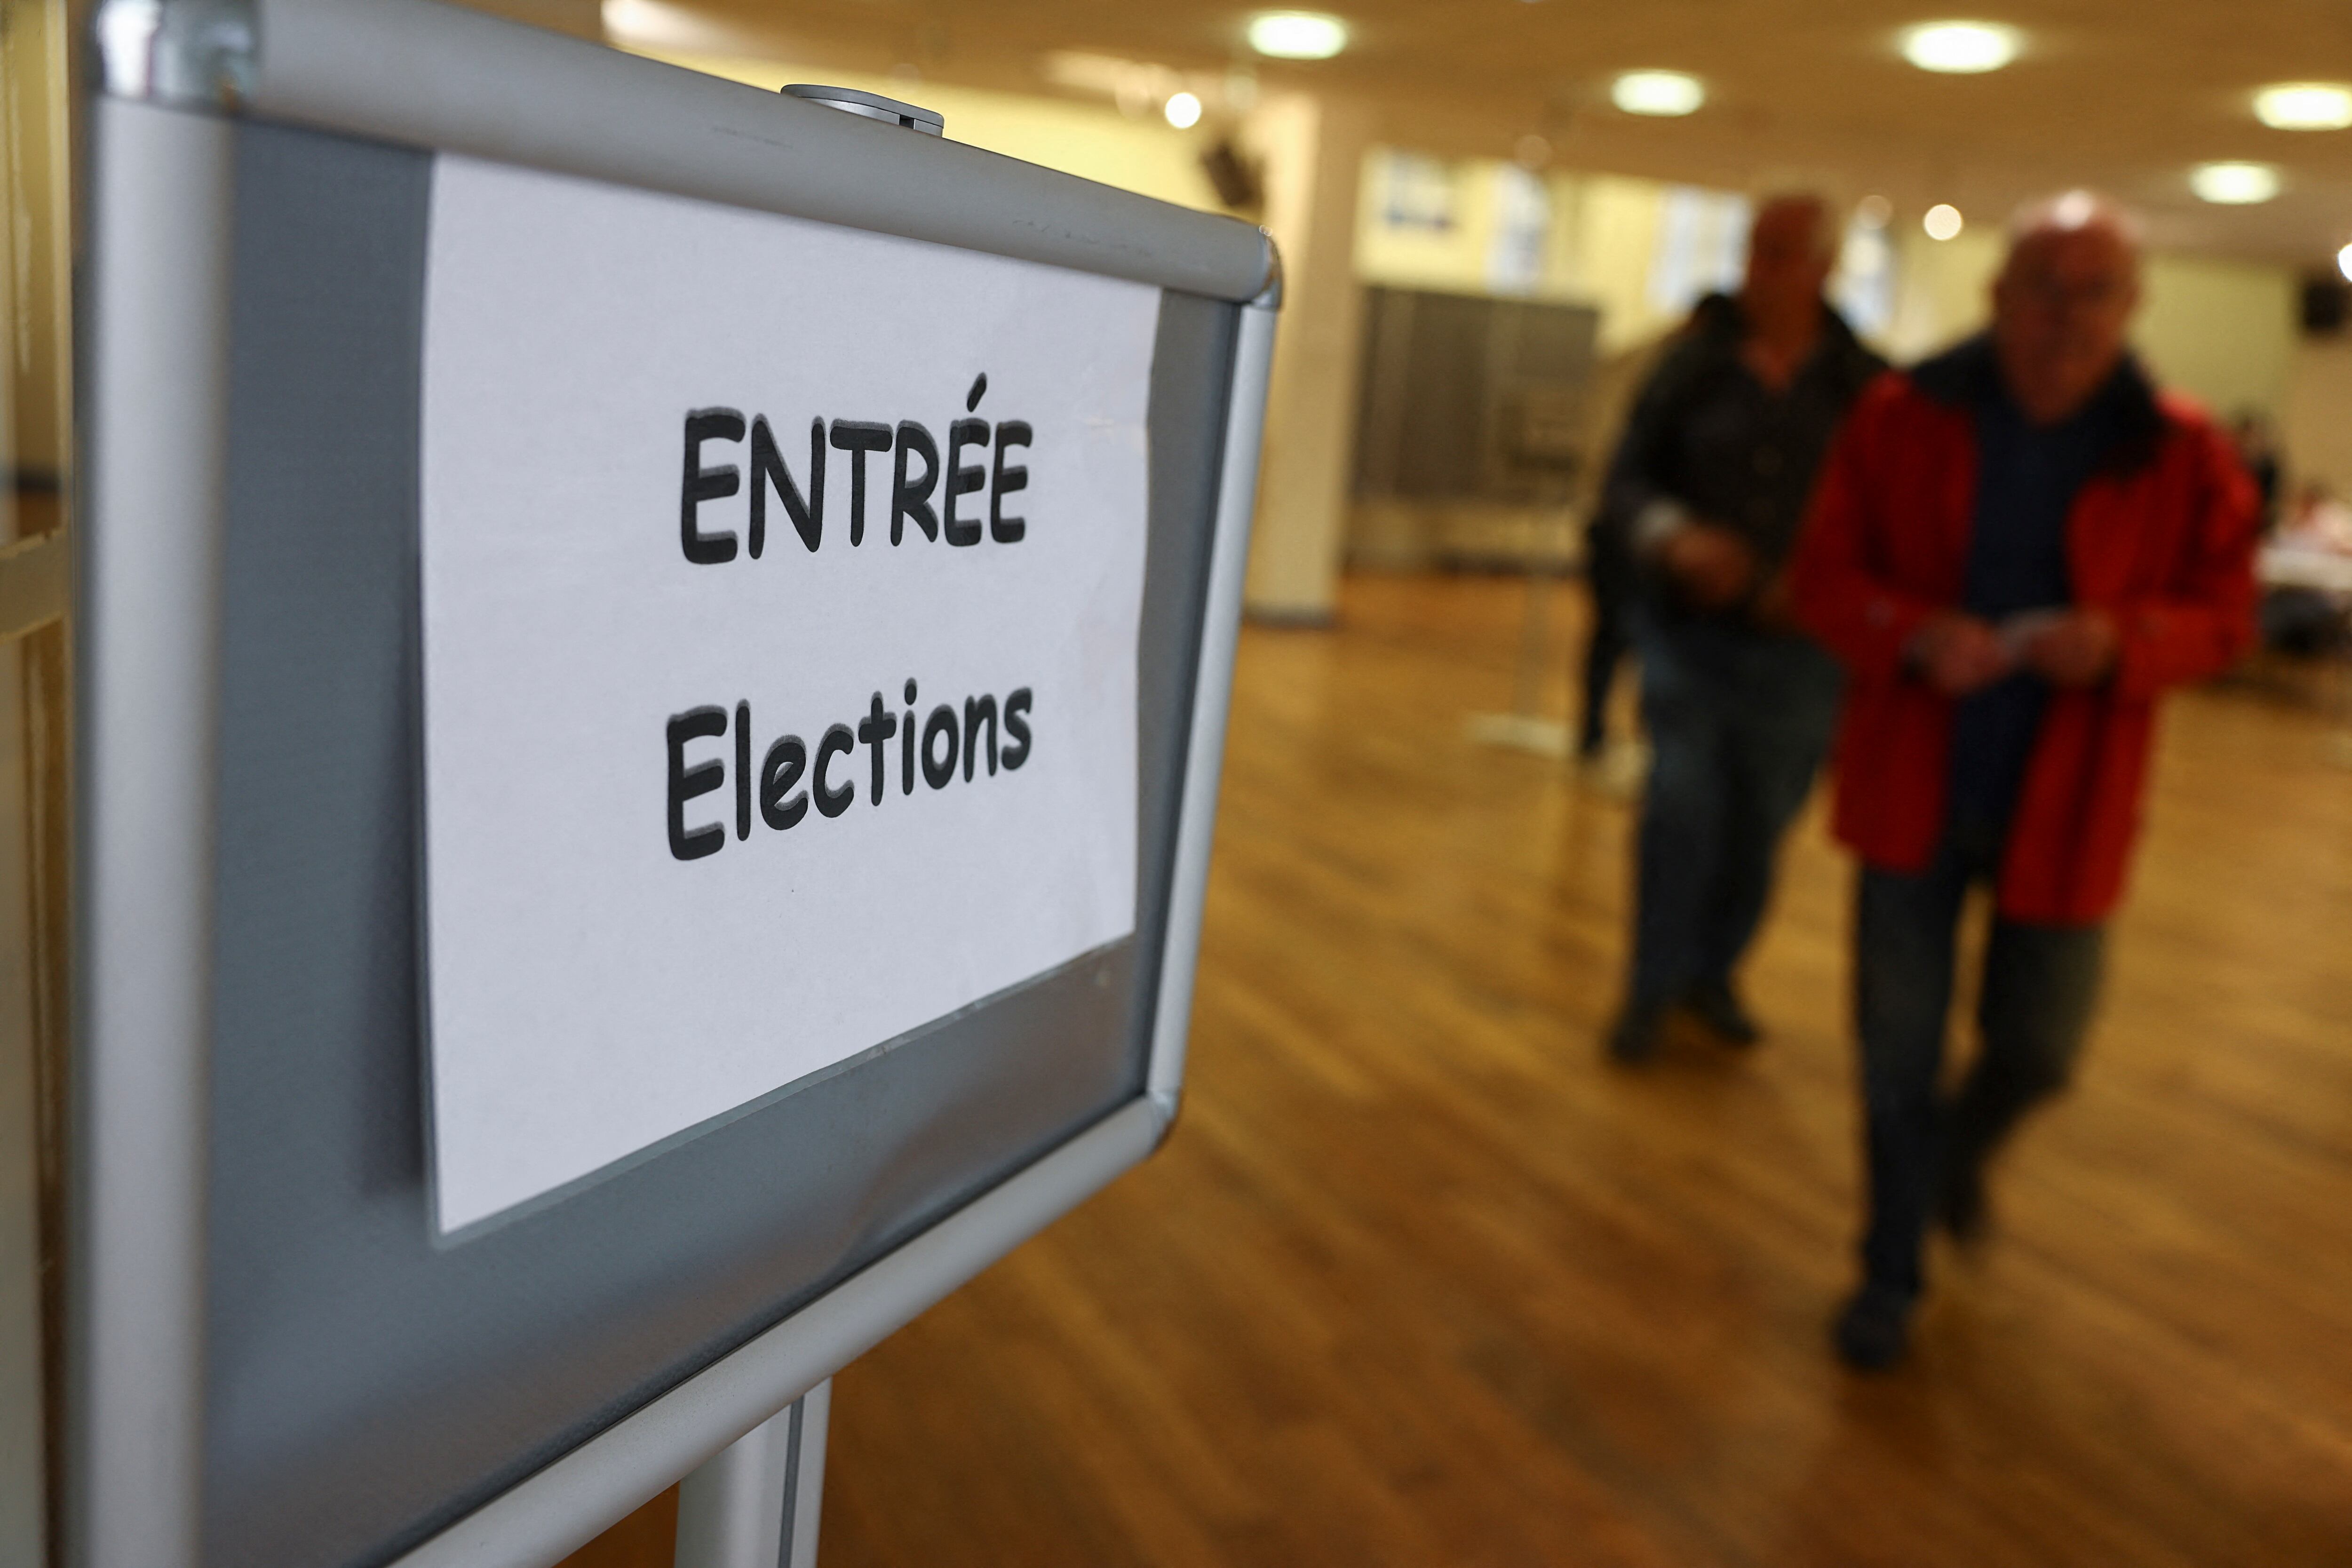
[1598,194,1885,1062]
[1792,192,2258,1370]
[2275,478,2352,553]
[1574,296,1716,774]
[2258,480,2352,655]
[2229,410,2281,531]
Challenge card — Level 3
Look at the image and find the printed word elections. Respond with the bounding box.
[667,680,1034,861]
[680,374,1030,563]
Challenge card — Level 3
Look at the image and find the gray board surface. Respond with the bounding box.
[195,118,1239,1568]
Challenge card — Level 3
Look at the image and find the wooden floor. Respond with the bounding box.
[570,573,2352,1568]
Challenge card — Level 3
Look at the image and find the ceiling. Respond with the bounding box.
[564,0,2352,268]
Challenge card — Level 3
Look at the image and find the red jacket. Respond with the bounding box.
[1790,341,2258,925]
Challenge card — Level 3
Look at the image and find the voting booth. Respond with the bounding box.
[66,2,1277,1564]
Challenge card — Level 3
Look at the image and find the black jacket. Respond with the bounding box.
[1601,293,1884,623]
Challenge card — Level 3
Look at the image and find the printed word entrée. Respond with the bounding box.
[680,373,1032,564]
[666,680,1034,861]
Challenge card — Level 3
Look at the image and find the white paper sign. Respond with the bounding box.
[419,155,1159,1235]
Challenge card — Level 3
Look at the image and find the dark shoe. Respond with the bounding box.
[1936,1156,1992,1245]
[1834,1281,1917,1371]
[1603,1001,1667,1065]
[1682,979,1761,1046]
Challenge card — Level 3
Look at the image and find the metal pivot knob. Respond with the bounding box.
[781,84,944,136]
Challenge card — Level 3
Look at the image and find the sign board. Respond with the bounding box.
[419,156,1160,1234]
[68,3,1277,1567]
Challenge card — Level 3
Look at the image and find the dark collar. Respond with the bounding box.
[1690,290,1869,359]
[1910,333,2165,474]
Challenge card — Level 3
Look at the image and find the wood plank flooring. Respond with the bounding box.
[568,572,2352,1567]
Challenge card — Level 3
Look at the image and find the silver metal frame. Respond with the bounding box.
[100,0,1272,301]
[386,1105,1166,1568]
[72,94,237,1568]
[73,3,1280,1565]
[1149,295,1278,1117]
[672,1380,829,1568]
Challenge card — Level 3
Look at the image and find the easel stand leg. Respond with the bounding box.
[675,1378,831,1568]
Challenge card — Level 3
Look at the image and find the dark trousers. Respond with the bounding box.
[1578,518,1636,756]
[1628,620,1840,1006]
[1853,816,2106,1295]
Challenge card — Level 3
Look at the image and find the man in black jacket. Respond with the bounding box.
[1600,194,1885,1062]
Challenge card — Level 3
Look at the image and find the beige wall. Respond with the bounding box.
[2283,339,2352,497]
[1351,152,1498,297]
[1351,160,1685,354]
[1561,176,1685,354]
[3,0,74,518]
[1883,228,2003,363]
[1241,93,1374,620]
[2138,256,2296,422]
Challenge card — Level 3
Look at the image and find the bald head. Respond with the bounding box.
[2008,188,2142,249]
[1992,191,2142,424]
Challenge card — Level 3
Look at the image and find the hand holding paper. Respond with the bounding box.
[1661,521,1759,610]
[1908,610,2013,696]
[2013,606,2120,687]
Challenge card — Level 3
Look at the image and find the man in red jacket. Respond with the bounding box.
[1791,193,2257,1369]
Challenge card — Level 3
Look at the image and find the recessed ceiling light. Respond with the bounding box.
[1611,70,1705,116]
[1899,21,2021,74]
[1164,90,1203,128]
[1923,203,1964,240]
[2336,243,2352,284]
[1247,12,1349,60]
[2255,82,2352,131]
[2191,161,2280,204]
